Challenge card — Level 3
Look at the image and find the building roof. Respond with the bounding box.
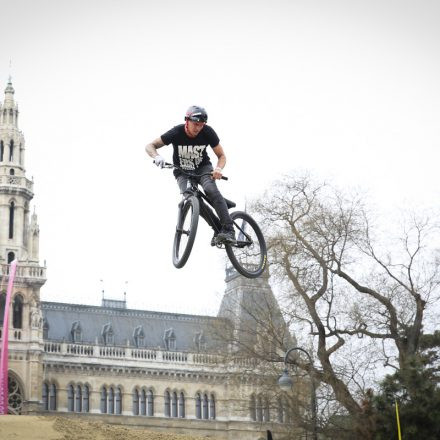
[41,301,221,352]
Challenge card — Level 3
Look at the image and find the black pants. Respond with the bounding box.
[176,165,233,230]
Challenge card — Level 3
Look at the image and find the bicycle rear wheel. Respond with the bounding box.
[225,211,267,278]
[173,196,199,268]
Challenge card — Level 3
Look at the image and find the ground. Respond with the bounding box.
[0,416,208,440]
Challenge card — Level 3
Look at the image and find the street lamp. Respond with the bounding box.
[278,346,318,440]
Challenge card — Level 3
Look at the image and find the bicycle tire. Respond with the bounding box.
[173,196,200,268]
[225,211,267,278]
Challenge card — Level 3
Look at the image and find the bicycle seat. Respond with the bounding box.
[224,198,236,209]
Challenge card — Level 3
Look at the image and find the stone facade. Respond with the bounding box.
[0,80,294,440]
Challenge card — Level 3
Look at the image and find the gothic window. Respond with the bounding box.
[83,385,90,412]
[209,394,216,420]
[42,383,49,411]
[7,252,15,264]
[101,323,114,345]
[163,328,176,351]
[140,389,146,415]
[256,395,263,422]
[108,387,115,414]
[115,387,122,414]
[133,325,145,348]
[12,294,23,329]
[147,389,154,416]
[70,321,82,343]
[43,319,49,339]
[100,386,107,413]
[9,202,15,239]
[250,394,257,421]
[133,389,139,415]
[0,293,5,327]
[195,393,202,419]
[67,385,74,411]
[164,391,170,417]
[194,331,206,352]
[179,392,185,418]
[171,391,178,417]
[263,398,270,422]
[202,394,209,420]
[9,140,14,161]
[75,385,82,412]
[0,140,4,161]
[49,384,57,410]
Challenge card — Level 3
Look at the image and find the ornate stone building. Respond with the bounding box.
[0,80,292,439]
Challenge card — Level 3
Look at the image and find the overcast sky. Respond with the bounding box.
[1,0,439,316]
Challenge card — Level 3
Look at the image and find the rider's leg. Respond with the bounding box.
[199,172,235,243]
[176,174,220,242]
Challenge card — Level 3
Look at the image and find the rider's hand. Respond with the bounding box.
[212,167,223,180]
[154,155,165,168]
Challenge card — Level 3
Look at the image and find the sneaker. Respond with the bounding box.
[211,233,217,247]
[216,226,236,244]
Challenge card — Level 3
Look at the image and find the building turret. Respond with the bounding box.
[0,77,41,267]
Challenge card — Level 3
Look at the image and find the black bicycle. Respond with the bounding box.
[164,164,267,279]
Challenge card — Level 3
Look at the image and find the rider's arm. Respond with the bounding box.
[145,138,165,158]
[211,144,226,180]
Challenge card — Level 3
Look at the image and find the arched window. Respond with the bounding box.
[147,390,154,416]
[42,383,49,411]
[171,391,178,417]
[0,140,4,161]
[100,386,107,413]
[7,252,15,264]
[250,394,257,421]
[133,389,139,415]
[9,168,14,175]
[277,398,284,423]
[140,389,146,415]
[71,321,82,343]
[9,202,15,239]
[43,319,49,339]
[9,139,14,161]
[75,385,82,412]
[13,295,23,329]
[83,385,90,412]
[164,391,170,417]
[179,392,185,418]
[49,383,57,411]
[133,325,145,348]
[115,387,122,414]
[164,328,176,351]
[108,387,115,414]
[195,393,202,419]
[102,323,114,345]
[202,394,209,420]
[256,395,263,422]
[67,385,74,411]
[263,398,270,422]
[0,293,6,327]
[209,394,216,420]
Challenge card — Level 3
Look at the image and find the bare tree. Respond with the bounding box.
[245,174,440,439]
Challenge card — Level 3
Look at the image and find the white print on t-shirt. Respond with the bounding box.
[178,145,207,170]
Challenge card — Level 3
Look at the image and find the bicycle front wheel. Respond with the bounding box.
[225,211,267,278]
[173,196,200,268]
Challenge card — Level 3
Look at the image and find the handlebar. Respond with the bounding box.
[160,162,228,181]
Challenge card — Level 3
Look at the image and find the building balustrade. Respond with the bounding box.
[1,263,46,281]
[0,174,33,191]
[42,341,222,367]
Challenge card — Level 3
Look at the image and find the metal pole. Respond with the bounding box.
[283,347,318,440]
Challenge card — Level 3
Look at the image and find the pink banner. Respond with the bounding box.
[0,260,18,415]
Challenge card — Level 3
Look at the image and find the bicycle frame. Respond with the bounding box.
[172,165,253,248]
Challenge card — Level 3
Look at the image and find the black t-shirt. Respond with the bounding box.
[161,124,220,175]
